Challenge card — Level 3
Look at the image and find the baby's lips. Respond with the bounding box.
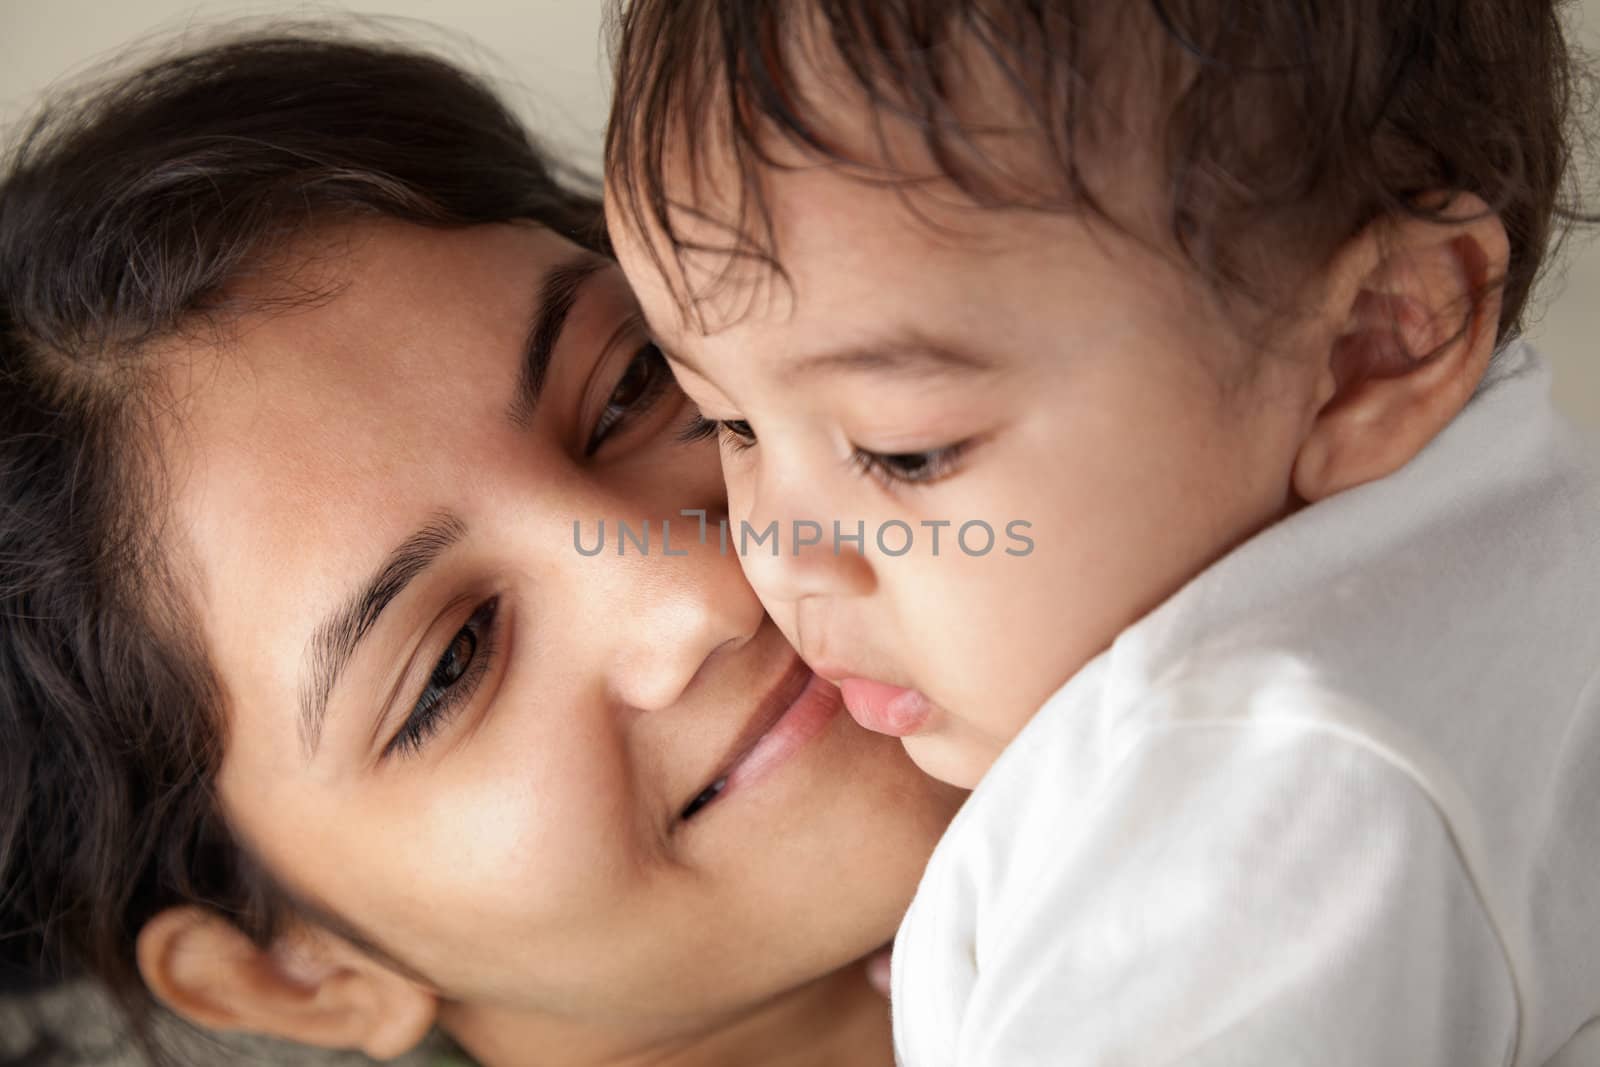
[838,678,933,737]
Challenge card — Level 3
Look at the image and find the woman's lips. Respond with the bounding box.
[680,668,843,821]
[723,671,840,793]
[837,678,933,737]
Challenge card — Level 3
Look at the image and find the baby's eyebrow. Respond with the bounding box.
[666,331,997,383]
[782,337,998,381]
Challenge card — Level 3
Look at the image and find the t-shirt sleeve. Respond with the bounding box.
[950,719,1519,1067]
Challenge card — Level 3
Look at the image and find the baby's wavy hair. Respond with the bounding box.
[606,0,1592,339]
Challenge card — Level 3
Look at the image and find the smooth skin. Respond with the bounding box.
[611,142,1509,789]
[133,220,963,1066]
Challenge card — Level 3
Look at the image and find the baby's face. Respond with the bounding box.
[610,168,1330,787]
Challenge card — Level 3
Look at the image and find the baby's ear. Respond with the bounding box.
[1292,191,1510,503]
[136,905,437,1060]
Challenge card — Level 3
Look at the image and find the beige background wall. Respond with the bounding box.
[2,0,1596,426]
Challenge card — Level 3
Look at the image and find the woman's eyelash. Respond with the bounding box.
[386,598,500,761]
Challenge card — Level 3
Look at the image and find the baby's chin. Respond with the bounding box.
[899,723,1003,790]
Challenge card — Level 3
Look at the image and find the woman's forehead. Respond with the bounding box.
[166,225,538,529]
[158,223,564,749]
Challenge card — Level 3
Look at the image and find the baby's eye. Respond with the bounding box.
[852,442,969,488]
[679,415,758,452]
[720,419,757,450]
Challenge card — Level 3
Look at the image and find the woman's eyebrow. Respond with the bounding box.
[507,252,610,428]
[298,511,468,761]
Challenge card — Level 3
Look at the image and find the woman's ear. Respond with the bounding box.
[136,906,437,1060]
[1292,191,1511,503]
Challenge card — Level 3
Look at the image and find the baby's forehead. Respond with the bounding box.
[604,13,1180,339]
[612,154,1185,360]
[614,174,1104,353]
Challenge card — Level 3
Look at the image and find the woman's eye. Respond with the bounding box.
[852,442,969,487]
[385,598,500,760]
[585,342,677,456]
[433,629,475,688]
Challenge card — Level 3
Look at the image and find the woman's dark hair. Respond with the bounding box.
[606,0,1592,339]
[0,26,601,1059]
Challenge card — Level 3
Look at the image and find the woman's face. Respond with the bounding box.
[157,220,959,1040]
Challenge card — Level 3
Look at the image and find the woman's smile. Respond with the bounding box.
[0,32,967,1067]
[681,660,845,822]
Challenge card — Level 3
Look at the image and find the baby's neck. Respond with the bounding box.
[442,958,893,1067]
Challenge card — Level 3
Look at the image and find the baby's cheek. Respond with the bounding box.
[927,569,1057,709]
[716,443,760,501]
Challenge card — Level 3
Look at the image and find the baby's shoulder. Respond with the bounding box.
[956,648,1420,864]
[1003,646,1398,787]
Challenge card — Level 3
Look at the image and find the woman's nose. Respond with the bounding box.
[597,510,767,713]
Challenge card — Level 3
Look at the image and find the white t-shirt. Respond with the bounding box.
[892,342,1600,1067]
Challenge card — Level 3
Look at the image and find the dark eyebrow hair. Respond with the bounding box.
[298,511,468,759]
[507,253,609,428]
